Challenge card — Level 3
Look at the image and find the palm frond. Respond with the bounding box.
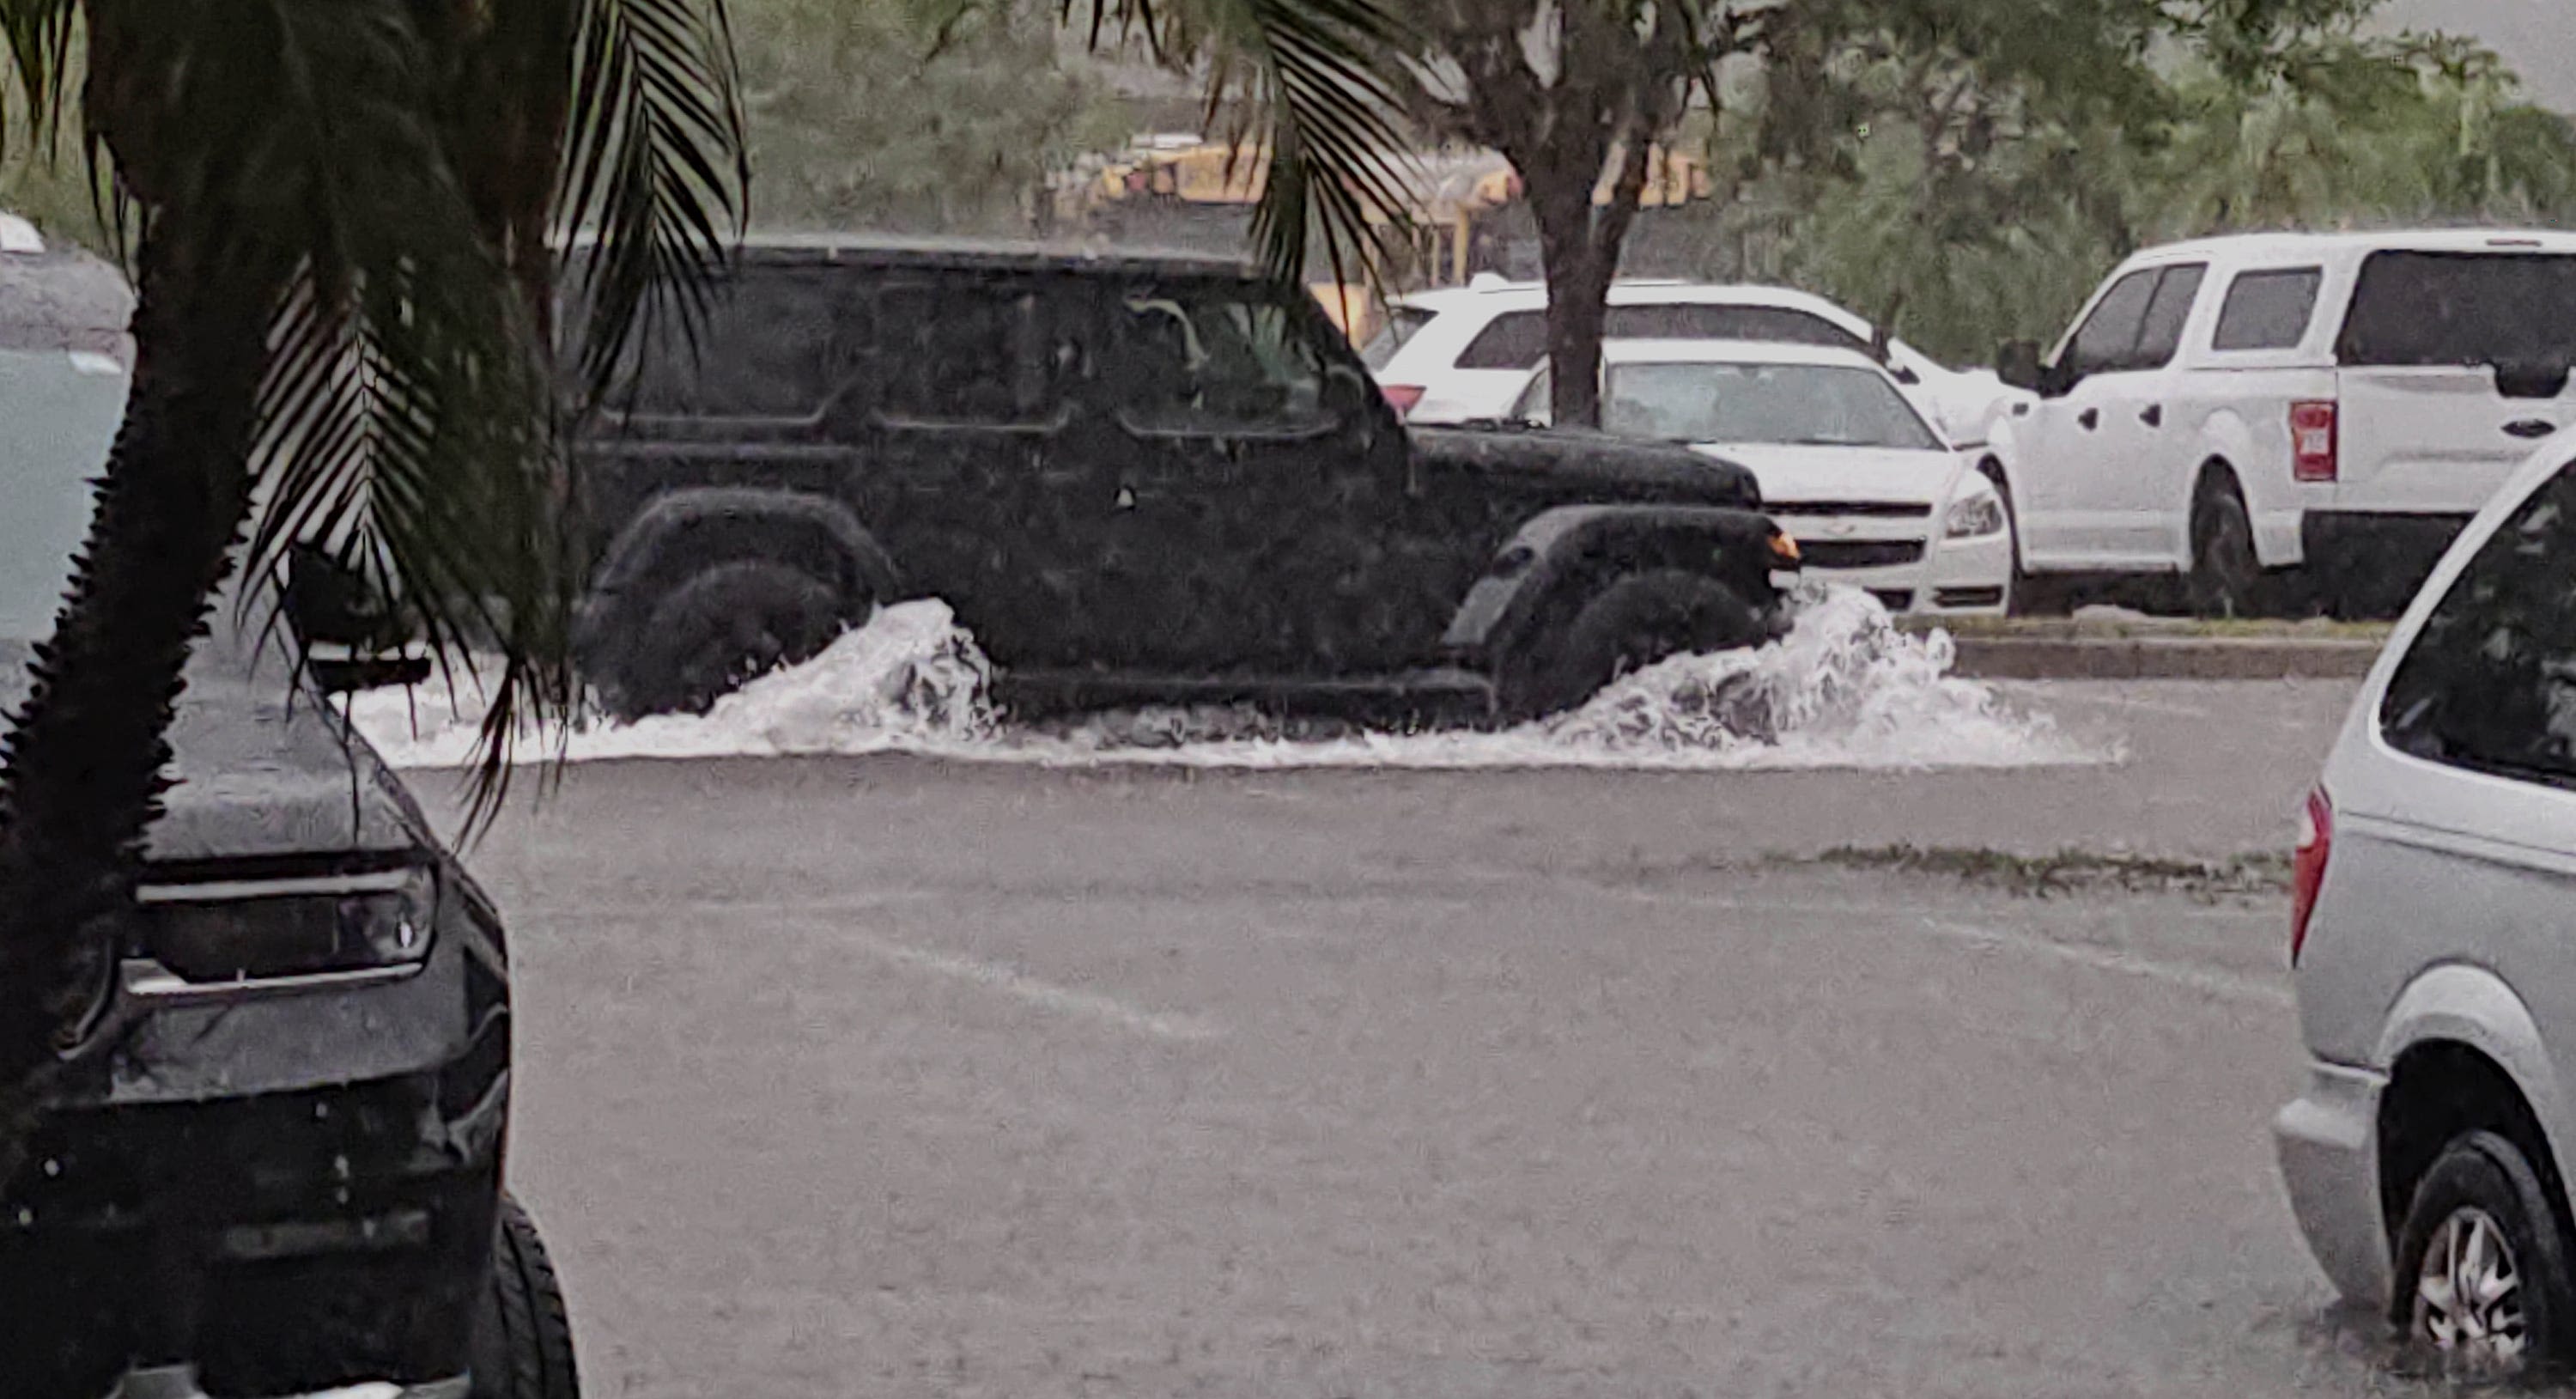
[0,0,77,152]
[556,0,750,413]
[1072,0,1418,292]
[191,0,565,832]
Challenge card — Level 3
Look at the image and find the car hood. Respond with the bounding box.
[1687,443,1967,512]
[0,634,434,867]
[1413,423,1763,508]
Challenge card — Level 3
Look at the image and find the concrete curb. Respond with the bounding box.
[1937,634,2384,681]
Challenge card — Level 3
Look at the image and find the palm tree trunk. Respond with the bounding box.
[0,224,289,1189]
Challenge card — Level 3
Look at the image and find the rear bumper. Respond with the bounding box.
[2300,511,2474,613]
[2274,1061,2391,1307]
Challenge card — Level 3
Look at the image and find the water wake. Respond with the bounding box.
[349,587,2106,773]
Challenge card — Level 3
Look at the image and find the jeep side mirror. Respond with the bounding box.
[1995,340,2045,393]
[1322,364,1374,420]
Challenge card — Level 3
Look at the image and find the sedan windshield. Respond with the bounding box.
[1603,361,1944,451]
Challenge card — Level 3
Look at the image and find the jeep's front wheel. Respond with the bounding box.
[605,562,853,720]
[1498,570,1765,721]
[471,1195,580,1399]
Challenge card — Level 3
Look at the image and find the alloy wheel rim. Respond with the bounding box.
[2415,1205,2529,1375]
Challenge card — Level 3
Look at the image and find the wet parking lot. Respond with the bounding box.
[394,676,2444,1398]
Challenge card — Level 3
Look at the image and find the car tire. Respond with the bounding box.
[471,1195,580,1399]
[1980,463,2046,617]
[606,561,852,720]
[1498,569,1765,721]
[2187,477,2267,619]
[2391,1130,2576,1384]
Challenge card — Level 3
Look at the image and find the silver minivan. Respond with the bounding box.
[2277,440,2576,1378]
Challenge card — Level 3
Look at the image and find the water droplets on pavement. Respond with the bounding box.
[349,586,2108,772]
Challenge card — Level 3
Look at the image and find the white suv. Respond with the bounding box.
[2277,441,2576,1378]
[1994,230,2576,617]
[1366,277,2005,443]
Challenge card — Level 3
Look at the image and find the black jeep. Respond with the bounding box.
[571,238,1796,721]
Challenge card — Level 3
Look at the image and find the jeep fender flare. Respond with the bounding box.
[1439,504,1787,666]
[577,488,902,664]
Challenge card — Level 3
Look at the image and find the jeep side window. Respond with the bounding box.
[2211,268,2324,352]
[869,284,1072,427]
[2062,269,2160,376]
[1455,311,1548,371]
[2382,460,2576,786]
[626,269,838,418]
[1113,290,1331,435]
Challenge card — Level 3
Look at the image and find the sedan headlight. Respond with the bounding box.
[137,866,436,983]
[1943,490,2008,541]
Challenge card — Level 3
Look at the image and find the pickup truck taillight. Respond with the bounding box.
[1382,384,1425,419]
[2291,786,2332,965]
[2291,400,2339,483]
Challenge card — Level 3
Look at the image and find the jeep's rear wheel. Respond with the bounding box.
[471,1195,580,1399]
[608,562,852,719]
[1499,570,1765,721]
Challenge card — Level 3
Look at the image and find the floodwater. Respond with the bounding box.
[349,586,2110,773]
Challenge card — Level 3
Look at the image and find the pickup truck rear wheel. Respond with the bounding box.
[2189,477,2267,618]
[607,562,851,719]
[1500,570,1765,721]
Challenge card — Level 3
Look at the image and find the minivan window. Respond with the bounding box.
[1455,310,1548,371]
[2211,268,2324,351]
[2337,251,2576,368]
[2131,265,2208,368]
[629,270,839,418]
[2382,460,2576,785]
[2063,269,2161,375]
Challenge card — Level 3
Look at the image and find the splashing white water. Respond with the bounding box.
[349,589,2106,772]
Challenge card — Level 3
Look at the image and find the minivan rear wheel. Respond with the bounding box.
[2393,1131,2576,1382]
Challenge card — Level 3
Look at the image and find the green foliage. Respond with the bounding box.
[736,0,1120,234]
[1740,9,2576,367]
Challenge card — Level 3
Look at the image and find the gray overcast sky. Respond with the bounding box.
[2378,0,2573,108]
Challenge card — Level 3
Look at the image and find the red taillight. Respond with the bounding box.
[2291,786,2333,965]
[1382,384,1425,418]
[2291,400,2339,483]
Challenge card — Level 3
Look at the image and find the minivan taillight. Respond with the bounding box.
[1382,384,1425,419]
[2291,400,2339,483]
[2291,786,2333,965]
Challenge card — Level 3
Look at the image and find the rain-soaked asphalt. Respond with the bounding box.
[418,678,2452,1398]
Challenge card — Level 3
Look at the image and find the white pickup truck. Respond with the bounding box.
[1989,229,2576,616]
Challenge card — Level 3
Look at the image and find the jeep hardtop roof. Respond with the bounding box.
[726,232,1259,281]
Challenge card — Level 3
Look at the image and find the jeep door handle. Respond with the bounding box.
[2077,408,2100,431]
[2506,419,2560,440]
[2140,404,2163,429]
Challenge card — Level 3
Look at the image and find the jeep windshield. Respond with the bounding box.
[1603,361,1946,452]
[2337,250,2576,368]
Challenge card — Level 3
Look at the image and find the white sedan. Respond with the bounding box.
[1368,277,2008,446]
[1515,340,2014,617]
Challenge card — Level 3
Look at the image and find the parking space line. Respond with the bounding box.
[1618,890,2293,1008]
[845,931,1224,1043]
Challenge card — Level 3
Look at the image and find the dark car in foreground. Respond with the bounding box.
[569,237,1799,721]
[0,352,568,1399]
